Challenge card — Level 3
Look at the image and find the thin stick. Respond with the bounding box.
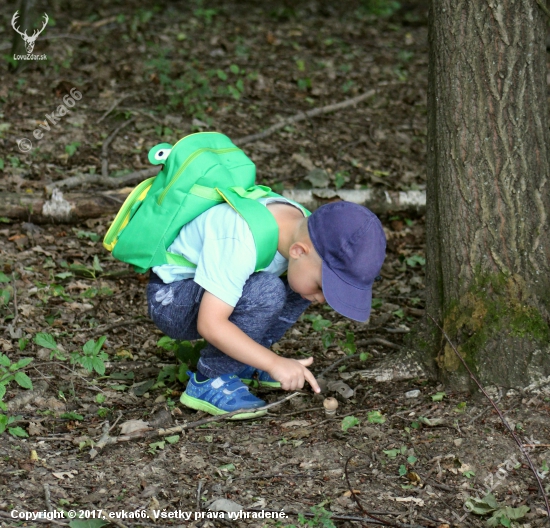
[318,353,363,378]
[428,314,550,517]
[234,90,376,146]
[88,392,302,458]
[97,94,133,124]
[101,118,136,177]
[11,271,19,327]
[43,483,53,513]
[45,166,159,194]
[344,454,400,528]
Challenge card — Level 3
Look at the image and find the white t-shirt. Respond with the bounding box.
[152,197,304,307]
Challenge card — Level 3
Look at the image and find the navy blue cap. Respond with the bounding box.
[308,201,386,322]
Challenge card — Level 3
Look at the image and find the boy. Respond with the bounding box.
[147,198,386,419]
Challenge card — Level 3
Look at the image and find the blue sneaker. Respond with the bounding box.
[238,366,282,389]
[180,372,267,420]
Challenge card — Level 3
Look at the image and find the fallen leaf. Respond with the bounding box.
[391,496,424,506]
[119,419,151,435]
[343,490,361,497]
[209,498,242,513]
[52,470,78,479]
[281,420,311,428]
[28,422,45,436]
[292,153,314,171]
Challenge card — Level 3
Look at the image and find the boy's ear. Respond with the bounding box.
[289,241,308,259]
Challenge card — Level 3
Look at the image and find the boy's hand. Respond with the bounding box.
[269,356,321,393]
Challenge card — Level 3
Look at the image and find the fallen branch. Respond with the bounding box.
[427,314,550,518]
[44,167,159,195]
[89,391,302,458]
[234,89,376,146]
[2,187,426,224]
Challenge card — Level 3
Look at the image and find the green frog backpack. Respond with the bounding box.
[103,132,309,273]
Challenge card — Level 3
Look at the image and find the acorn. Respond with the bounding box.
[323,397,339,416]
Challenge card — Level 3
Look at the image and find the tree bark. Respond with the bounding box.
[419,0,550,390]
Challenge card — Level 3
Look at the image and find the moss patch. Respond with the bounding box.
[439,272,549,373]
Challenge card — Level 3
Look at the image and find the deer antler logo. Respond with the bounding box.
[11,11,49,54]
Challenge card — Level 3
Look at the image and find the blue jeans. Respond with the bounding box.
[147,272,310,378]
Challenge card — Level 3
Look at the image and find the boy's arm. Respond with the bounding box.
[197,291,321,393]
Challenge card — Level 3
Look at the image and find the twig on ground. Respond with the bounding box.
[268,406,324,417]
[358,337,402,350]
[102,118,136,178]
[428,314,550,518]
[196,479,205,511]
[11,271,19,327]
[317,353,363,378]
[45,167,159,194]
[88,392,302,458]
[97,94,134,123]
[43,483,53,513]
[344,454,402,528]
[234,89,376,146]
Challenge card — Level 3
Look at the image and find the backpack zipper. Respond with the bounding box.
[103,177,155,250]
[157,147,240,205]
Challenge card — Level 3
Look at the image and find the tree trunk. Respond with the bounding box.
[420,0,550,390]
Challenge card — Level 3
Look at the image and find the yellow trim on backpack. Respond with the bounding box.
[103,178,155,252]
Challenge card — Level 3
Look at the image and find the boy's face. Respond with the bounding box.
[287,242,325,304]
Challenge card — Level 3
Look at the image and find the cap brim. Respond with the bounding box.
[322,262,373,322]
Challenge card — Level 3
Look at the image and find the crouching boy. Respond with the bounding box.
[147,199,386,419]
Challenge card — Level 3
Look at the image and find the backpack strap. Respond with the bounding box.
[216,185,279,271]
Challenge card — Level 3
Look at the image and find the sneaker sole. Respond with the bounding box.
[180,393,267,421]
[241,379,282,389]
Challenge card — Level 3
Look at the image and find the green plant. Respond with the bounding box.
[277,505,336,528]
[405,254,426,268]
[75,230,100,242]
[60,411,84,421]
[69,255,103,279]
[0,272,11,307]
[34,332,66,361]
[338,331,356,355]
[465,494,529,526]
[70,336,108,375]
[341,415,360,432]
[156,337,206,385]
[431,391,446,402]
[0,352,31,436]
[0,414,27,437]
[367,410,386,424]
[360,0,401,17]
[65,142,80,157]
[302,314,332,331]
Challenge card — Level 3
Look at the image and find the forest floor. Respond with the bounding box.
[0,1,550,527]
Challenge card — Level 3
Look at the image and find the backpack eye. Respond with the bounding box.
[154,149,171,161]
[148,142,173,165]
